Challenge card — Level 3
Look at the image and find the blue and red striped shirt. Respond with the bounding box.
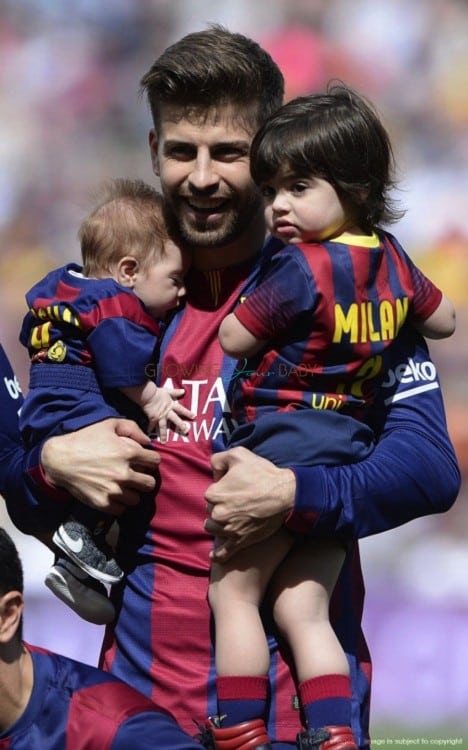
[0,645,180,749]
[19,263,162,445]
[20,263,160,388]
[0,233,460,749]
[232,230,442,423]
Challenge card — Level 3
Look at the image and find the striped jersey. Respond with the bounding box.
[20,263,160,388]
[0,644,173,749]
[0,235,460,750]
[231,230,442,423]
[99,249,454,749]
[19,263,162,446]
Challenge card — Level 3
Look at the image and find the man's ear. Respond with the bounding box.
[116,257,139,288]
[0,591,24,643]
[149,129,160,177]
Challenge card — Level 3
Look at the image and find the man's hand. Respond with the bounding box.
[204,447,296,562]
[41,419,160,515]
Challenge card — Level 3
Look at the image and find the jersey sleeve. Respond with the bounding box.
[87,317,159,388]
[406,258,443,321]
[386,234,443,321]
[234,249,316,340]
[0,345,23,441]
[0,345,25,505]
[285,326,460,538]
[0,345,70,534]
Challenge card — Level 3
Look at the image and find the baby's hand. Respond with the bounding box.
[146,387,194,443]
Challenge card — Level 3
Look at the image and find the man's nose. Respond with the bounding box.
[188,151,219,191]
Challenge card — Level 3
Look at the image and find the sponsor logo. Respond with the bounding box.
[47,340,67,362]
[59,529,84,554]
[381,357,439,404]
[3,375,22,400]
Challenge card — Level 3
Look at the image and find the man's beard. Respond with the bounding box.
[162,190,262,250]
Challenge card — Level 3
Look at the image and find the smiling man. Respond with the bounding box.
[150,105,264,260]
[8,25,460,750]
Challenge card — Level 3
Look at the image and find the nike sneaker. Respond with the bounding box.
[45,557,116,625]
[53,518,124,584]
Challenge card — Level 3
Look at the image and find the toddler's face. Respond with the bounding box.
[261,168,354,244]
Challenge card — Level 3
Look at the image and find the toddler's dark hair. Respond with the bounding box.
[250,82,404,230]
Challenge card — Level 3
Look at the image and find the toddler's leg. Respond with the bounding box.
[271,538,348,681]
[271,540,358,749]
[209,527,294,677]
[207,527,293,737]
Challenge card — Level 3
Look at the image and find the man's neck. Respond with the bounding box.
[0,642,33,733]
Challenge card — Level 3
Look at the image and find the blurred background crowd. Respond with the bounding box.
[1,0,467,739]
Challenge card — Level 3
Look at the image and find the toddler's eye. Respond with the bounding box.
[291,182,308,194]
[260,185,275,199]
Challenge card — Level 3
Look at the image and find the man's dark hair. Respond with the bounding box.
[140,24,284,133]
[250,82,404,230]
[0,528,24,596]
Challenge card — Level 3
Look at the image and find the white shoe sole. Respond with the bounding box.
[53,529,124,585]
[45,566,116,625]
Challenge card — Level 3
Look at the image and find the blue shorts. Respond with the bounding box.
[227,408,374,468]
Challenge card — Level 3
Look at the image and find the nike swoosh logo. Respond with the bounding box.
[60,529,84,554]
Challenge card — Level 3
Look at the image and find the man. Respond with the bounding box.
[4,26,460,750]
[0,525,203,749]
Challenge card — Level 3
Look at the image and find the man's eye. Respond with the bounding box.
[213,147,246,162]
[166,146,195,160]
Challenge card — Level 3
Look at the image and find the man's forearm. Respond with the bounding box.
[287,429,460,539]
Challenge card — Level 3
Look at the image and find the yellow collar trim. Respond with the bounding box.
[329,231,380,248]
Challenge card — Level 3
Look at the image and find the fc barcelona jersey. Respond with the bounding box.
[0,645,172,749]
[101,253,373,746]
[20,263,160,388]
[232,230,441,423]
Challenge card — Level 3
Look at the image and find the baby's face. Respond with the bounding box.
[135,241,190,319]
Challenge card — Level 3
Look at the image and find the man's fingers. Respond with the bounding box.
[210,449,231,472]
[208,450,232,484]
[122,438,160,469]
[209,539,239,563]
[204,517,231,536]
[114,418,152,444]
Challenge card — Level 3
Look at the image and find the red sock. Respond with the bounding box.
[217,675,269,727]
[299,674,352,729]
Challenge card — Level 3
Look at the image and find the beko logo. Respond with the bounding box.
[382,357,439,405]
